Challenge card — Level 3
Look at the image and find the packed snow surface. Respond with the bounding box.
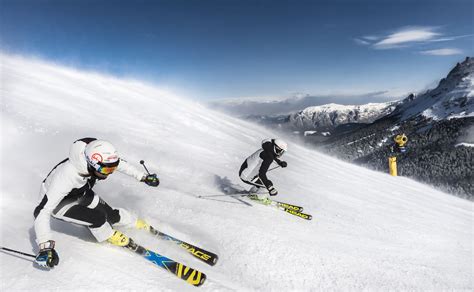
[1,54,472,291]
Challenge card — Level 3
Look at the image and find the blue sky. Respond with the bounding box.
[1,0,473,102]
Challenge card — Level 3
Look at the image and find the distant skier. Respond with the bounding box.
[239,139,288,203]
[33,138,160,268]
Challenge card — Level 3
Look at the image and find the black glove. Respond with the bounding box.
[268,185,278,196]
[35,241,59,268]
[143,174,160,187]
[278,161,288,168]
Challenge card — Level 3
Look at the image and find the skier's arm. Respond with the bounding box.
[34,166,77,245]
[273,157,287,167]
[117,159,147,181]
[117,159,159,186]
[262,140,287,167]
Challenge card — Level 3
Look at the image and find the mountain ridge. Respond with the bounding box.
[288,101,399,132]
[388,56,473,121]
[247,57,473,137]
[319,57,474,198]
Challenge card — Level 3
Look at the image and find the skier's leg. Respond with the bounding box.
[240,168,269,202]
[250,176,265,188]
[54,204,132,246]
[76,188,137,227]
[240,160,268,195]
[242,176,270,202]
[89,194,150,235]
[52,190,132,245]
[53,202,114,242]
[249,176,269,199]
[240,173,265,189]
[92,194,149,232]
[240,174,260,194]
[92,197,137,228]
[239,163,263,188]
[248,184,265,196]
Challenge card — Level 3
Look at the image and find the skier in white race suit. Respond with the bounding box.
[33,138,159,268]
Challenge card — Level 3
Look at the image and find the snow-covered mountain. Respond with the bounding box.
[390,56,473,121]
[209,91,399,117]
[1,54,472,290]
[288,102,398,131]
[317,57,474,197]
[254,57,473,136]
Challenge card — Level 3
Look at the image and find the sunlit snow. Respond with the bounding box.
[1,54,472,291]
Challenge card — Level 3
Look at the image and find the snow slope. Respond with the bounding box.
[1,54,472,291]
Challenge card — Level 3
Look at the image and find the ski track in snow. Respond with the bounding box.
[0,54,473,291]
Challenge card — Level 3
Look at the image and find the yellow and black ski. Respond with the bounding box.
[282,208,312,220]
[246,196,312,220]
[125,239,206,287]
[275,201,304,212]
[148,226,219,266]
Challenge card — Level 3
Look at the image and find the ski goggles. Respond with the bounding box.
[275,145,285,156]
[96,160,119,175]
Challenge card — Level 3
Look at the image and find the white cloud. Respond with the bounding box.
[374,26,441,49]
[354,38,371,45]
[362,35,379,41]
[427,34,474,43]
[419,48,463,56]
[354,36,381,46]
[357,26,473,52]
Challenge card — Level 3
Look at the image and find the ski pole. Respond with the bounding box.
[198,193,249,198]
[140,160,151,175]
[1,246,36,258]
[268,165,280,172]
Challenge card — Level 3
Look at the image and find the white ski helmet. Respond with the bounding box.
[273,139,288,157]
[84,140,120,175]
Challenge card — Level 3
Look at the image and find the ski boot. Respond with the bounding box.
[107,230,145,254]
[135,219,160,235]
[247,186,272,205]
[107,230,130,247]
[135,219,150,231]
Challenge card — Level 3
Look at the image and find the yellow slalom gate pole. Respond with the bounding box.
[389,156,397,176]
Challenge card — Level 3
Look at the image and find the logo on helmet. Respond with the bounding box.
[91,153,103,163]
